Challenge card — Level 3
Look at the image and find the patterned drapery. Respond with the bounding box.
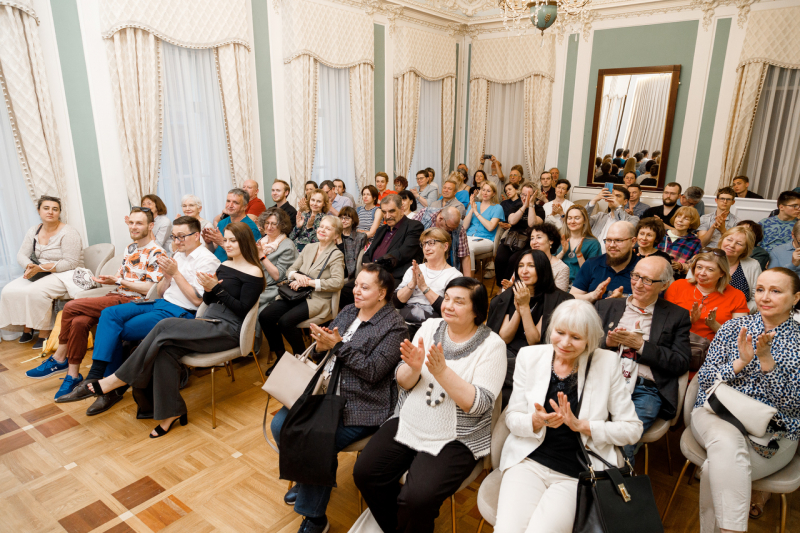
[350,63,375,195]
[285,55,318,205]
[216,43,253,187]
[394,71,421,179]
[468,78,489,175]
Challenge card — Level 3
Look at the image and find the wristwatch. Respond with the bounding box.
[422,288,430,295]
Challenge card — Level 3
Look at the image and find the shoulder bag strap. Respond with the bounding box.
[314,250,336,280]
[573,352,596,469]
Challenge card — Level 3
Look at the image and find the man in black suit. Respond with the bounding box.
[340,194,424,308]
[594,255,691,462]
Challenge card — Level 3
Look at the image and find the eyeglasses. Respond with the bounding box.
[170,232,198,242]
[716,196,735,203]
[785,203,800,209]
[603,238,633,245]
[699,247,726,257]
[630,273,665,287]
[339,215,352,220]
[262,221,279,228]
[420,240,444,248]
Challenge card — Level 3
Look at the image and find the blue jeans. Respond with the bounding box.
[92,300,194,375]
[623,383,662,462]
[271,406,377,518]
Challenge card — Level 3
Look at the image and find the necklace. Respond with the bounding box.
[567,237,583,259]
[552,359,578,380]
[693,286,713,307]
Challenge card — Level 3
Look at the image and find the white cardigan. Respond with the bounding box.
[499,344,642,473]
[687,256,761,313]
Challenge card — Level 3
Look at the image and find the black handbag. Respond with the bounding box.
[277,249,335,302]
[502,228,532,251]
[28,225,53,283]
[572,355,663,533]
[278,355,346,487]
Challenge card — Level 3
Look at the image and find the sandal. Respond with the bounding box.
[150,413,188,439]
[749,491,771,519]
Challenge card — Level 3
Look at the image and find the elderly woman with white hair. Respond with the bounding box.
[179,194,213,236]
[493,299,642,533]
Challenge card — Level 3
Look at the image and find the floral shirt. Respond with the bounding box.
[114,240,165,298]
[289,212,323,252]
[759,216,796,253]
[694,313,800,445]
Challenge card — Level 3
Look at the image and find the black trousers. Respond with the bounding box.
[495,243,519,283]
[258,299,310,356]
[353,418,479,533]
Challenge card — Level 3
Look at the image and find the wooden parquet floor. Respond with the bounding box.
[0,333,798,533]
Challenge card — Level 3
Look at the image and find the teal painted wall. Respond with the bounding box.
[580,21,699,185]
[374,24,386,173]
[50,0,110,244]
[692,18,731,187]
[557,34,579,176]
[449,43,459,173]
[251,0,278,190]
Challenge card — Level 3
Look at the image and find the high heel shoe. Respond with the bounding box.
[149,413,188,439]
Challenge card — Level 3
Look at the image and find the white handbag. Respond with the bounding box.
[347,509,382,533]
[703,379,777,438]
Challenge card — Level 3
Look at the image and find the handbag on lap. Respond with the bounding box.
[703,378,777,441]
[276,250,336,302]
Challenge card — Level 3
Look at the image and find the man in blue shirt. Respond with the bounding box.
[201,188,261,261]
[571,221,640,301]
[769,220,800,275]
[760,191,800,253]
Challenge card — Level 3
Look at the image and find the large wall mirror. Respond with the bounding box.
[587,65,681,190]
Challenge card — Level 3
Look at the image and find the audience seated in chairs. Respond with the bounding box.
[356,185,383,240]
[259,215,344,369]
[732,175,764,199]
[0,195,84,350]
[595,256,691,462]
[56,216,220,414]
[534,170,556,206]
[334,179,357,207]
[394,176,408,193]
[555,204,602,285]
[586,185,641,252]
[495,182,545,283]
[664,249,749,343]
[354,277,506,533]
[634,217,673,263]
[140,194,172,252]
[67,221,264,437]
[394,228,462,337]
[270,179,297,221]
[464,181,505,276]
[488,249,573,406]
[241,179,267,220]
[679,185,707,217]
[700,226,762,313]
[397,190,417,218]
[759,190,800,253]
[410,169,439,209]
[691,268,800,531]
[254,208,299,351]
[738,220,769,271]
[570,221,640,302]
[413,206,471,277]
[493,299,642,533]
[641,182,682,229]
[543,179,573,230]
[26,208,163,395]
[202,188,262,262]
[340,195,423,309]
[375,172,396,201]
[431,178,467,217]
[290,189,330,253]
[504,222,570,293]
[273,263,408,533]
[179,194,213,235]
[768,219,800,275]
[663,206,703,279]
[321,179,354,216]
[451,169,472,209]
[304,180,318,199]
[338,206,368,281]
[698,187,739,248]
[625,182,649,218]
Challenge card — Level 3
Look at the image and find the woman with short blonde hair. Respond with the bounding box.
[706,226,761,312]
[663,206,703,278]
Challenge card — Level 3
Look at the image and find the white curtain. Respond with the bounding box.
[0,97,40,290]
[596,75,631,157]
[285,55,318,205]
[409,79,443,187]
[622,74,672,154]
[483,81,526,180]
[743,65,800,199]
[157,43,231,221]
[312,64,357,196]
[350,63,374,195]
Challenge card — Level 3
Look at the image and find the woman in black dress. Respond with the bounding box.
[72,222,264,437]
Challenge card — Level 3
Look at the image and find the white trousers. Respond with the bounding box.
[494,458,578,533]
[0,275,67,331]
[691,407,798,533]
[467,236,495,271]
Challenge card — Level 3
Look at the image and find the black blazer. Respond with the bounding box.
[594,297,691,419]
[487,287,574,354]
[364,217,424,280]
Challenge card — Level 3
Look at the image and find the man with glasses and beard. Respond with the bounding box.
[570,221,641,302]
[594,256,691,463]
[641,182,682,231]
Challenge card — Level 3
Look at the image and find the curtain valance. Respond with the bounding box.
[0,0,36,22]
[393,26,456,81]
[282,0,374,68]
[100,0,251,51]
[738,6,800,70]
[470,33,555,84]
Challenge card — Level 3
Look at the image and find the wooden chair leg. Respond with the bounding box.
[287,480,293,491]
[687,463,698,486]
[228,361,235,382]
[211,367,217,429]
[644,443,649,476]
[476,518,485,533]
[665,431,673,476]
[662,460,690,522]
[781,493,788,533]
[224,363,231,377]
[451,494,457,533]
[252,351,265,384]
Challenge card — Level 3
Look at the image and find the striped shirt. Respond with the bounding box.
[357,206,380,232]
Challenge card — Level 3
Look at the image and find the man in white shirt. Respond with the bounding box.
[334,179,357,206]
[698,187,738,248]
[321,179,354,216]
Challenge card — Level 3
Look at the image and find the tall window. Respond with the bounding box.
[0,102,40,290]
[743,65,800,199]
[409,79,443,188]
[312,64,358,197]
[158,43,232,222]
[482,81,525,182]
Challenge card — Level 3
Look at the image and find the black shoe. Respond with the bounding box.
[55,379,103,403]
[86,390,124,416]
[18,332,34,343]
[297,517,329,533]
[32,338,46,350]
[284,484,298,505]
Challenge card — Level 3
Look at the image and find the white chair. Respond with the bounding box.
[179,302,263,428]
[73,253,124,299]
[639,371,689,475]
[662,379,800,533]
[297,290,341,329]
[475,405,511,533]
[83,243,115,277]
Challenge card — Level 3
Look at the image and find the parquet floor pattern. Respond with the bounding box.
[0,332,797,532]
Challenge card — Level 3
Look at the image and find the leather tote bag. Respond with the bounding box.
[572,354,663,533]
[279,358,346,487]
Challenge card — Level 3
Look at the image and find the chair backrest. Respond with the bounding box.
[683,377,700,428]
[490,405,511,471]
[330,289,341,321]
[100,253,124,276]
[670,371,690,427]
[354,249,366,279]
[84,243,115,275]
[145,283,160,301]
[239,303,259,356]
[493,227,506,255]
[195,303,208,318]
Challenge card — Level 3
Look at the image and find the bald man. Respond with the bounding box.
[242,179,266,219]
